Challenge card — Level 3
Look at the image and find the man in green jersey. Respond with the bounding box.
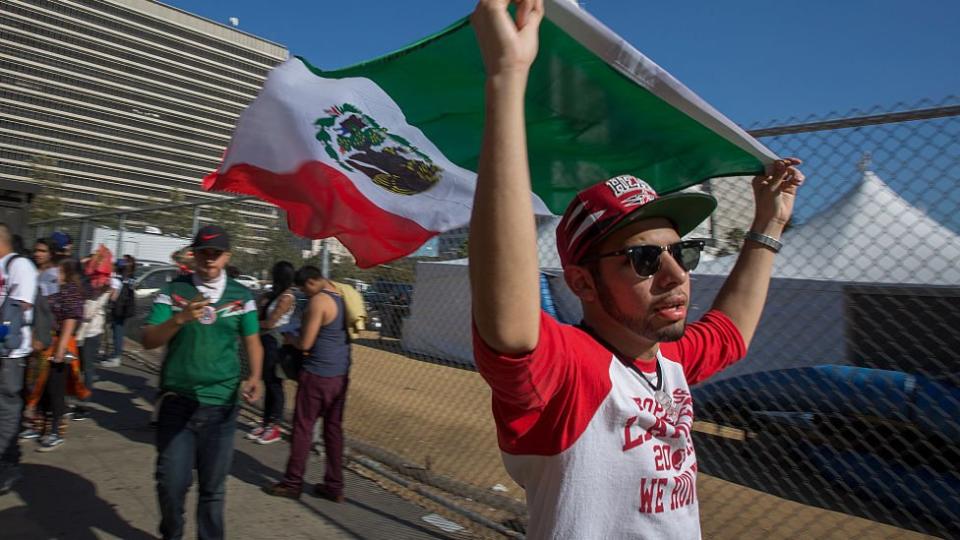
[143,225,263,540]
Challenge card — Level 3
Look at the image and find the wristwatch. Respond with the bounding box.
[745,230,782,253]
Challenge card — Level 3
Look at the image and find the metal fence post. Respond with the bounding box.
[192,206,201,235]
[321,238,330,278]
[116,213,125,257]
[79,219,90,256]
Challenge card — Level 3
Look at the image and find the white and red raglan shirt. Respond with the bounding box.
[474,310,745,539]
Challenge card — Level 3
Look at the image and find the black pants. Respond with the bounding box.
[40,362,67,433]
[260,334,284,426]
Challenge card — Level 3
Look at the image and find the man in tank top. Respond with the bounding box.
[265,265,350,502]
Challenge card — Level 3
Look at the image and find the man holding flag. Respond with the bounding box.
[468,1,805,538]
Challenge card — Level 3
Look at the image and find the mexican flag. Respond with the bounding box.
[203,0,776,268]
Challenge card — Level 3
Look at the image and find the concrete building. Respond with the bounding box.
[0,0,288,233]
[309,238,355,265]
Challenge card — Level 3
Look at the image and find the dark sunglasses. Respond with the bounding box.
[583,239,707,278]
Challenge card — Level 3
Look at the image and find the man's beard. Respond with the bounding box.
[596,279,687,343]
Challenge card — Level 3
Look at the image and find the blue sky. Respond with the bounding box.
[166,0,959,126]
[165,0,959,231]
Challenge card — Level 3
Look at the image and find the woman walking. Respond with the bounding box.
[73,246,114,421]
[247,261,296,444]
[102,255,136,368]
[28,259,89,451]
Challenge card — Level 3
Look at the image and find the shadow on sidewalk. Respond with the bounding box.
[230,447,452,540]
[308,496,451,540]
[86,365,459,539]
[230,448,283,488]
[0,463,155,540]
[83,368,158,446]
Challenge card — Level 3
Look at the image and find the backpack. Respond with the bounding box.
[111,279,136,320]
[331,281,367,342]
[278,344,306,380]
[1,255,52,354]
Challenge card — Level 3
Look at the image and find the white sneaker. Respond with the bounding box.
[100,357,121,368]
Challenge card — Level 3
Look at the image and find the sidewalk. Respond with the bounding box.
[0,361,474,540]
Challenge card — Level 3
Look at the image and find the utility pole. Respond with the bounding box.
[116,214,126,257]
[321,239,330,278]
[192,206,202,235]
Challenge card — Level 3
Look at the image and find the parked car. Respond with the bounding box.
[124,265,181,342]
[234,274,261,290]
[132,259,174,279]
[693,365,960,538]
[132,265,181,299]
[363,280,413,338]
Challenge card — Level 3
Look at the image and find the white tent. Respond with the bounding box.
[402,258,475,366]
[403,171,960,371]
[693,170,960,285]
[689,170,960,381]
[403,216,584,366]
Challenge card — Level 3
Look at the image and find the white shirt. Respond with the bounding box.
[38,266,59,297]
[0,253,38,358]
[192,272,226,303]
[474,311,746,540]
[264,291,295,329]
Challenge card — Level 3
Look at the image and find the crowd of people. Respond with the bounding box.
[0,228,135,461]
[0,223,356,540]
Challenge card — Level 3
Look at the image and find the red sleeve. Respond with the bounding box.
[661,310,746,385]
[473,311,612,454]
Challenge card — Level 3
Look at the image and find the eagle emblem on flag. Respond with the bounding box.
[313,103,441,196]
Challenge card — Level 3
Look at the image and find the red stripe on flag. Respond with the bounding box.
[203,161,437,268]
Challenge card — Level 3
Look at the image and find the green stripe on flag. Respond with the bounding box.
[303,11,766,215]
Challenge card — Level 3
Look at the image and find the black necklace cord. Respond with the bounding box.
[577,322,663,393]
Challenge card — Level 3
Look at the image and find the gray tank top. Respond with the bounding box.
[303,290,351,377]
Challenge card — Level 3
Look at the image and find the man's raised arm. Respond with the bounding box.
[712,158,805,348]
[469,0,545,355]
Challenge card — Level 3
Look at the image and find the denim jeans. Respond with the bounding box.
[155,394,237,540]
[111,318,126,358]
[80,334,101,391]
[0,357,25,468]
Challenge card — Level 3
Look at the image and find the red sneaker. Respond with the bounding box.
[257,425,282,445]
[245,425,266,441]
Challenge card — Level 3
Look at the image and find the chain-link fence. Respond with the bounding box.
[320,97,960,539]
[23,97,960,538]
[688,97,960,540]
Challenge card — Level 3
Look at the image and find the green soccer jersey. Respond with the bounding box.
[146,274,259,405]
